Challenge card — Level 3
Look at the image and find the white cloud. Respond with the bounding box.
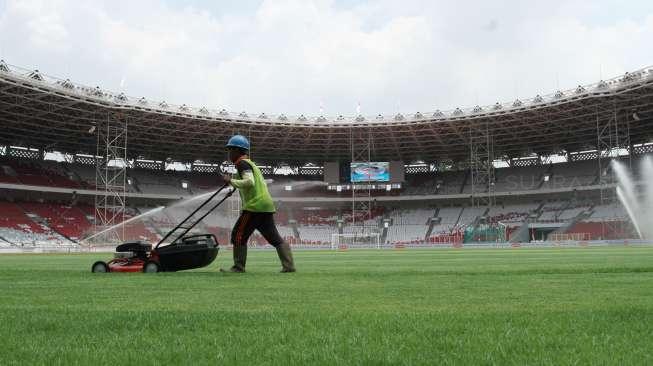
[9,0,70,52]
[0,0,651,115]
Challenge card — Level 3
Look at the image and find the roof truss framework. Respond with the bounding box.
[0,65,652,165]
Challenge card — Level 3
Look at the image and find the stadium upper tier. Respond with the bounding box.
[1,61,652,163]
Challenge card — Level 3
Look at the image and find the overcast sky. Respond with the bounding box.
[0,0,652,116]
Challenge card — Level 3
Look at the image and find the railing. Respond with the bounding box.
[1,59,652,125]
[549,232,591,241]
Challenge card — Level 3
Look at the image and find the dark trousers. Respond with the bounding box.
[231,211,284,247]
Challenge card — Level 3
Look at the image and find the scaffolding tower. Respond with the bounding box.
[94,112,128,244]
[596,102,632,239]
[470,120,495,210]
[350,127,373,229]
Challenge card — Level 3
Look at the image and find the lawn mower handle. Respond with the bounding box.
[155,183,233,248]
[165,187,237,245]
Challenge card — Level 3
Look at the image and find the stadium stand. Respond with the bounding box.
[1,63,651,247]
[0,156,643,200]
[0,164,20,184]
[588,204,628,220]
[548,160,598,188]
[184,173,223,193]
[130,169,186,196]
[65,164,97,189]
[20,202,93,240]
[2,154,649,247]
[0,201,74,246]
[386,225,427,244]
[487,203,537,223]
[0,158,81,188]
[298,226,334,245]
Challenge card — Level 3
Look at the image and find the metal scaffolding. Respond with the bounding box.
[469,120,495,210]
[596,102,632,239]
[350,127,373,228]
[94,112,128,244]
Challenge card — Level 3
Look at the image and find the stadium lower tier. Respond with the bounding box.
[0,198,634,248]
[0,154,646,247]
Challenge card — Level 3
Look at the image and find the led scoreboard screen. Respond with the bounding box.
[350,162,390,182]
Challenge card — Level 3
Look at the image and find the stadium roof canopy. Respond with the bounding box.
[1,60,652,164]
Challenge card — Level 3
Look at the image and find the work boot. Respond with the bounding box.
[220,244,247,273]
[275,242,296,273]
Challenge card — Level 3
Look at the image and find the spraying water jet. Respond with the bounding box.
[612,157,653,240]
[82,206,165,243]
[83,187,233,243]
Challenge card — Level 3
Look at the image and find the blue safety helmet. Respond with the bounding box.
[226,134,250,151]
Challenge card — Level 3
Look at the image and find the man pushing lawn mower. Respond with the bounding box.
[220,134,296,273]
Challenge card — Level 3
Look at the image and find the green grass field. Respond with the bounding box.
[1,247,652,365]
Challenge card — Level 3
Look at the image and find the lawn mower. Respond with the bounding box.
[91,183,235,273]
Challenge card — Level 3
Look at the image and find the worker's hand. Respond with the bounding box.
[222,175,232,184]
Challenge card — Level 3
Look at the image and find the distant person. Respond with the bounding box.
[221,134,296,273]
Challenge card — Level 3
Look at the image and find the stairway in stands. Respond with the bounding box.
[19,202,92,242]
[424,207,440,240]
